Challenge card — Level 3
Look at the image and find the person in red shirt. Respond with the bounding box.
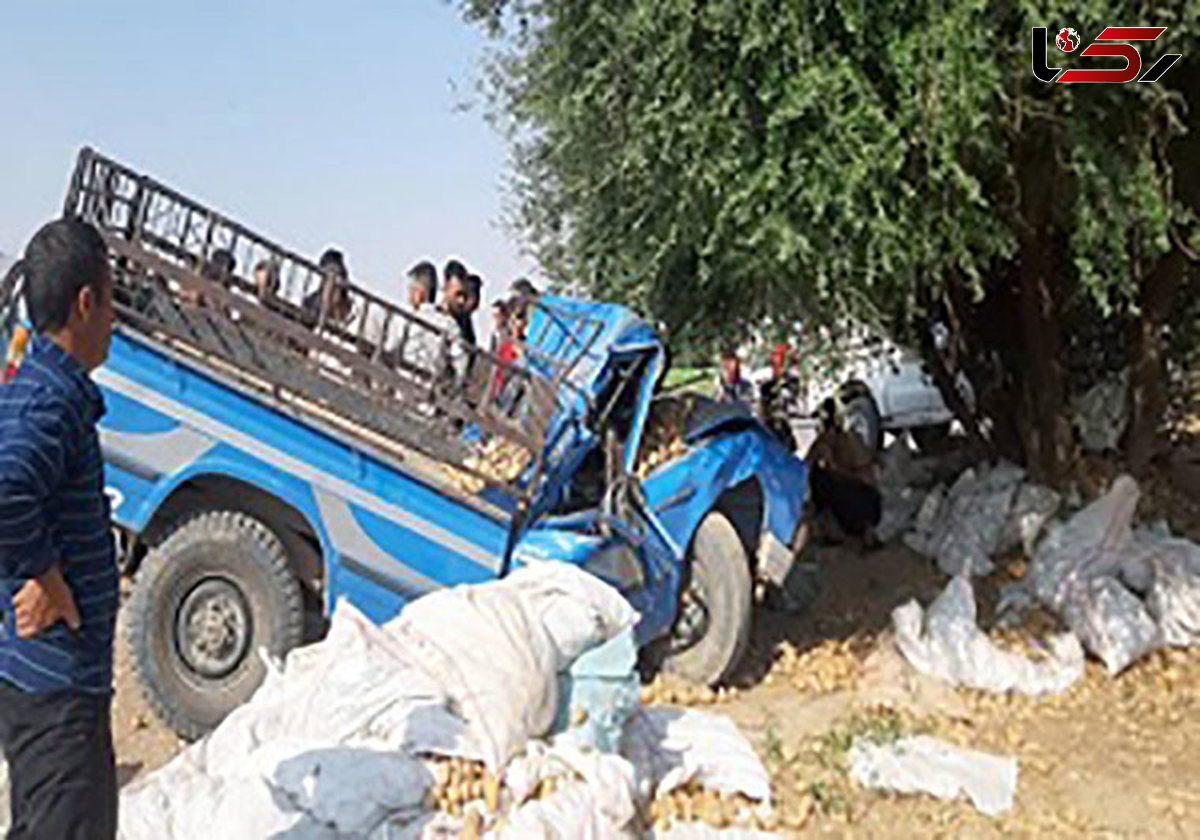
[491,294,530,406]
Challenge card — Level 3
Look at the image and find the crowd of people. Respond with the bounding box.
[181,243,541,406]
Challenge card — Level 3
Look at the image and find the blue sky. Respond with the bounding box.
[0,1,533,305]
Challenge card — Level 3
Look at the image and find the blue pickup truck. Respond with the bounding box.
[0,149,809,739]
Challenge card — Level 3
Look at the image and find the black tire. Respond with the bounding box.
[127,511,304,740]
[662,511,753,685]
[911,422,952,454]
[842,394,883,452]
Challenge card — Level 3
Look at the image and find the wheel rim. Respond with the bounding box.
[669,574,712,654]
[175,577,252,679]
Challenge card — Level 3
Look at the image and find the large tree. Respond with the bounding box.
[463,0,1200,483]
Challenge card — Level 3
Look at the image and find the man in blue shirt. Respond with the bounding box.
[0,218,118,839]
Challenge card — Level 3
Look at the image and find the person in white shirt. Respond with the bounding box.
[382,260,438,370]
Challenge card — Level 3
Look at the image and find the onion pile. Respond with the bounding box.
[443,437,533,494]
[636,394,702,479]
[427,756,498,817]
[647,781,810,833]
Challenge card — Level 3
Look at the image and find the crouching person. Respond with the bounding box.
[0,219,119,840]
[805,398,882,551]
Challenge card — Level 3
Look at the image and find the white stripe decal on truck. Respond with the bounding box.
[93,368,499,570]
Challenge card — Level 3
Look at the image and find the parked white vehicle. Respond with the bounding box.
[751,322,975,453]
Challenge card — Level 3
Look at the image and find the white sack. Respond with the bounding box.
[1030,475,1141,611]
[1060,576,1161,675]
[199,605,467,780]
[620,709,772,806]
[493,747,638,840]
[392,561,637,770]
[503,741,638,825]
[999,483,1061,556]
[849,735,1017,816]
[1073,370,1130,453]
[905,464,1025,577]
[892,576,1083,696]
[119,562,637,840]
[1147,547,1200,646]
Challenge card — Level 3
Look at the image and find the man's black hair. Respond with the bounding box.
[319,248,347,275]
[719,346,739,361]
[201,248,236,281]
[464,273,483,294]
[407,260,438,303]
[510,277,538,298]
[443,259,468,284]
[212,248,235,273]
[21,218,109,334]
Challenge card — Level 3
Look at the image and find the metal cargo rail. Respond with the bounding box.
[54,148,603,499]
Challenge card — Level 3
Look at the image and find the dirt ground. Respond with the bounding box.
[111,588,187,788]
[110,442,1200,837]
[705,543,1200,839]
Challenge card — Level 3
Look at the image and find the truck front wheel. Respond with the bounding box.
[662,511,753,685]
[127,510,304,740]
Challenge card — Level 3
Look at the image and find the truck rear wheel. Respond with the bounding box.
[662,511,753,685]
[127,511,304,740]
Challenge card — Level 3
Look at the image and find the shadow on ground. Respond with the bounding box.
[731,541,946,691]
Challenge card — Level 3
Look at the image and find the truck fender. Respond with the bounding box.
[640,428,808,583]
[118,453,334,591]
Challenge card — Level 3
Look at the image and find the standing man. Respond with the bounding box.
[407,260,438,311]
[715,347,758,411]
[442,260,474,345]
[407,263,469,390]
[384,261,438,369]
[252,259,280,303]
[303,248,356,331]
[0,219,119,839]
[759,342,802,450]
[510,277,539,299]
[458,273,482,348]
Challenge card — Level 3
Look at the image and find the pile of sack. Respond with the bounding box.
[117,562,780,840]
[895,471,1200,685]
[901,460,1060,578]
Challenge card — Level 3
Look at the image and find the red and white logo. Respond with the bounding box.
[1032,26,1182,84]
[1056,28,1081,52]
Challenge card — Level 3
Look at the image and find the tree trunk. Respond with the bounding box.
[1014,239,1073,485]
[917,283,991,458]
[1128,248,1190,470]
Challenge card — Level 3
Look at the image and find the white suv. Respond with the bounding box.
[751,322,974,452]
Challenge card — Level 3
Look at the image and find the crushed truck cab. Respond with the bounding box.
[0,148,808,737]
